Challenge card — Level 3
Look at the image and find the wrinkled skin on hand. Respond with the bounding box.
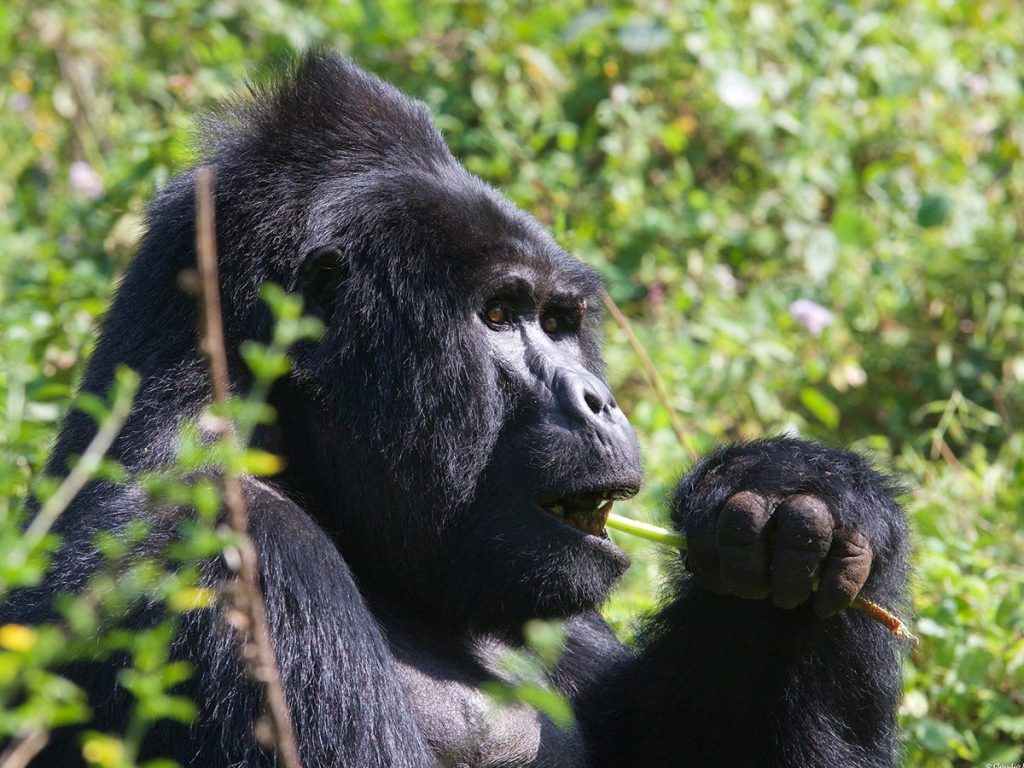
[673,437,907,615]
[685,490,873,616]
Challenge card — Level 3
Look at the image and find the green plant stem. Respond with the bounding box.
[606,512,687,548]
[23,374,137,548]
[605,512,919,646]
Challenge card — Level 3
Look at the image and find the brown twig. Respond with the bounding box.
[602,292,700,464]
[936,438,966,476]
[194,168,303,768]
[0,729,49,768]
[851,596,920,648]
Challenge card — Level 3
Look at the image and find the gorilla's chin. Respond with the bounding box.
[435,498,631,631]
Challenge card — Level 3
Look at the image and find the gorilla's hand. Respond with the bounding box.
[671,438,908,616]
[684,489,871,616]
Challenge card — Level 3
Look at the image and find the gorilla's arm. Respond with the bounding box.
[573,438,910,768]
[168,479,438,767]
[3,479,438,768]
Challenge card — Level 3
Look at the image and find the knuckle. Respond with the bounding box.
[777,493,831,522]
[814,532,874,616]
[724,490,770,518]
[833,527,871,556]
[772,588,810,610]
[717,491,772,545]
[773,550,823,580]
[775,494,834,555]
[833,570,866,598]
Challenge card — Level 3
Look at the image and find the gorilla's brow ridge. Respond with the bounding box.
[477,265,598,310]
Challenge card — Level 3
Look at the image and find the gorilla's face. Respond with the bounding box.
[447,237,643,628]
[290,176,642,629]
[232,54,642,630]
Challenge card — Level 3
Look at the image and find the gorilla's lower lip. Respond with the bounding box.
[533,499,629,567]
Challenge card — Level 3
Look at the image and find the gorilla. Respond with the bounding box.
[5,52,910,767]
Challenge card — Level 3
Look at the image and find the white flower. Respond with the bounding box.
[715,70,761,111]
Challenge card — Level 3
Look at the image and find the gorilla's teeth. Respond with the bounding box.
[541,496,616,535]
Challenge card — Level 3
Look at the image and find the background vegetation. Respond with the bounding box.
[2,0,1021,765]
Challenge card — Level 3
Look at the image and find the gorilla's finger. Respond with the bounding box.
[814,529,872,617]
[686,515,728,595]
[770,495,833,609]
[716,491,773,599]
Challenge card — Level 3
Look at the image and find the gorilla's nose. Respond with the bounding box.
[554,367,628,430]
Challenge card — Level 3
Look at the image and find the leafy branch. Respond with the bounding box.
[21,370,138,550]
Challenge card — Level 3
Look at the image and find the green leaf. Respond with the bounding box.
[238,449,286,476]
[512,682,575,729]
[522,619,567,668]
[240,341,291,382]
[916,194,950,228]
[138,693,198,724]
[916,718,963,755]
[991,714,1024,739]
[832,204,871,245]
[618,18,671,54]
[799,388,840,430]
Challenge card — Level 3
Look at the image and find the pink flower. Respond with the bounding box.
[69,161,103,200]
[789,298,833,336]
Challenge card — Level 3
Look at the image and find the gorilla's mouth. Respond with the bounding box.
[537,489,632,537]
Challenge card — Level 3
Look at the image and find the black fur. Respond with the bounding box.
[4,53,910,767]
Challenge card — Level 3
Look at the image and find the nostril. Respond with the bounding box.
[554,367,619,424]
[583,390,604,415]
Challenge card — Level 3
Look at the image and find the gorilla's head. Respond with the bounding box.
[104,52,643,632]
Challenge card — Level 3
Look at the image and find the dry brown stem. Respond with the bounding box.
[0,729,49,768]
[194,167,303,768]
[601,292,700,464]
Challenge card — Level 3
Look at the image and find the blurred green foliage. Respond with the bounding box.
[1,1,1022,765]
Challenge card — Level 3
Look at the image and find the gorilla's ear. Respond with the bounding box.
[298,247,348,324]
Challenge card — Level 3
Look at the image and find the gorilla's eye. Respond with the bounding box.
[484,303,512,326]
[541,301,584,337]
